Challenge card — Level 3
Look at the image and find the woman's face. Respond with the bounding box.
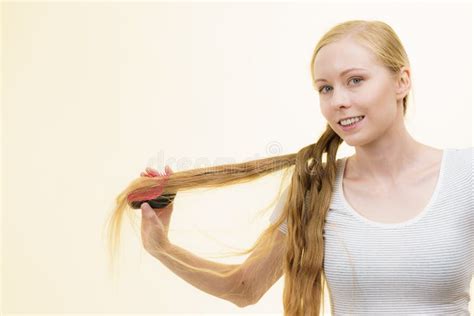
[313,38,404,147]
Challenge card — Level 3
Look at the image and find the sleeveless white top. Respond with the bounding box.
[269,147,473,315]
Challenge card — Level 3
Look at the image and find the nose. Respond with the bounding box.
[330,87,351,109]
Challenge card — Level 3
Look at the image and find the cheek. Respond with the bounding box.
[320,106,340,130]
[358,82,380,104]
[318,103,330,121]
[368,79,397,103]
[319,103,328,116]
[357,82,393,113]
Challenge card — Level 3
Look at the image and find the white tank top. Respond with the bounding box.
[269,147,473,315]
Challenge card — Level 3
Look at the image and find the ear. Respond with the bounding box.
[394,66,411,102]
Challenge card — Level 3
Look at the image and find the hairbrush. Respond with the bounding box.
[129,193,176,209]
[129,166,176,209]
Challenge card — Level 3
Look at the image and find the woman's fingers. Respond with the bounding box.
[140,168,158,177]
[164,165,174,175]
[146,167,160,177]
[140,166,173,178]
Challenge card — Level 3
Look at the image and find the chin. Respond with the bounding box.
[343,139,357,147]
[343,136,369,147]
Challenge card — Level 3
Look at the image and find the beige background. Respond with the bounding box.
[2,1,472,315]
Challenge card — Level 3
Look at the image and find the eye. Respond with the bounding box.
[318,85,332,94]
[349,77,363,85]
[318,77,363,94]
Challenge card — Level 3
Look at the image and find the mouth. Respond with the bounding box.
[338,115,365,131]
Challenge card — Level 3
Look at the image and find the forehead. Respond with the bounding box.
[313,38,383,78]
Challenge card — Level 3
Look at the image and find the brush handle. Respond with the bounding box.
[130,193,176,209]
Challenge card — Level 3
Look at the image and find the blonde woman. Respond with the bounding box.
[106,20,473,315]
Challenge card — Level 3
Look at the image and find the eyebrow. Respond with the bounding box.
[314,67,367,83]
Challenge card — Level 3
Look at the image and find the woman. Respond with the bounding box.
[106,20,473,315]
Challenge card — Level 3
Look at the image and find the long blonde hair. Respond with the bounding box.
[104,20,411,315]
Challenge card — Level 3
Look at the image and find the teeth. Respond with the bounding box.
[340,116,364,126]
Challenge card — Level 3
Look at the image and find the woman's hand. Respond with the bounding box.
[140,167,160,178]
[139,165,174,254]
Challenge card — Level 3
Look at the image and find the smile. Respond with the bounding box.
[338,116,365,131]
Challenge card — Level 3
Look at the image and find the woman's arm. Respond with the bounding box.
[137,167,261,307]
[236,228,286,305]
[151,227,286,308]
[151,242,250,307]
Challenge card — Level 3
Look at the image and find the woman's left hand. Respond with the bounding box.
[140,167,161,178]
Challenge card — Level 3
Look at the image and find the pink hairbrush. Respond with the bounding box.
[127,167,176,209]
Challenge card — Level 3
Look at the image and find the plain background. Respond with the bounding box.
[2,1,472,315]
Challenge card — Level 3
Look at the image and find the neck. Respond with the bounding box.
[348,118,428,186]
